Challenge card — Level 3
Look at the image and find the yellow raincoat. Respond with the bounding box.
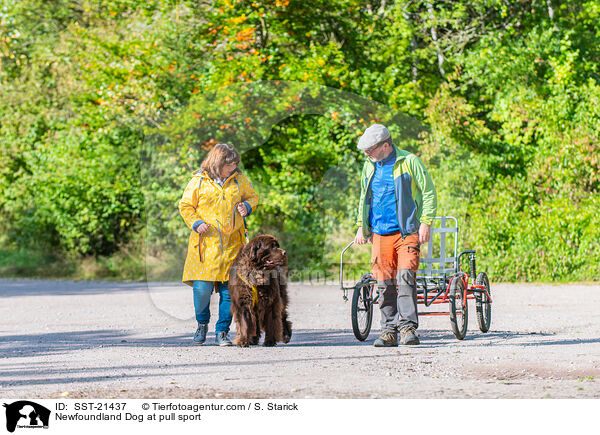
[179,169,259,286]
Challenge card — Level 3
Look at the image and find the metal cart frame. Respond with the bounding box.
[340,216,492,341]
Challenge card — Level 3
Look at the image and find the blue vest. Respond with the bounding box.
[369,150,400,235]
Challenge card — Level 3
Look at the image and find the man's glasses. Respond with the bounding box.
[364,141,386,155]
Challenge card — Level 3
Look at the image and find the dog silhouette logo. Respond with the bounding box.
[3,401,50,432]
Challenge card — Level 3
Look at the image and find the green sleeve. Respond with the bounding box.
[409,155,437,226]
[356,163,367,228]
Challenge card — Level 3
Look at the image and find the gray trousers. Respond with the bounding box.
[378,269,418,332]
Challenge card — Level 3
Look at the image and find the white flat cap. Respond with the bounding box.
[357,124,391,150]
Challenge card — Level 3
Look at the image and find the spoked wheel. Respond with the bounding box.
[449,275,468,340]
[475,272,491,333]
[351,281,374,341]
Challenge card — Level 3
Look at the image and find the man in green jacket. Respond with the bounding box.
[354,124,437,346]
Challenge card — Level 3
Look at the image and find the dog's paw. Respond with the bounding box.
[233,337,250,348]
[249,335,259,345]
[263,338,277,347]
[282,322,292,343]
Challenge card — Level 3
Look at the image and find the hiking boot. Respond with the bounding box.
[193,323,208,344]
[215,331,233,347]
[400,326,420,345]
[373,331,398,347]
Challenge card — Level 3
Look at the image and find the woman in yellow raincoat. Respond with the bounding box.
[179,143,259,346]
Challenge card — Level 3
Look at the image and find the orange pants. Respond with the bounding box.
[371,232,420,281]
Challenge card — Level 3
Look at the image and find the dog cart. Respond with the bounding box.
[339,216,492,341]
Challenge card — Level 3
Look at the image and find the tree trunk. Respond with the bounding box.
[426,0,445,78]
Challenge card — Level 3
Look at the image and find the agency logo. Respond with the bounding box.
[3,401,50,433]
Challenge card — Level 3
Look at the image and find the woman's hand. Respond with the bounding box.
[196,223,211,234]
[237,203,249,217]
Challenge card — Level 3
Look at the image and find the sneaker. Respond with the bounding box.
[373,331,398,347]
[193,323,208,344]
[400,326,420,345]
[215,331,233,347]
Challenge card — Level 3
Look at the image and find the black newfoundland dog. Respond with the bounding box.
[229,234,292,347]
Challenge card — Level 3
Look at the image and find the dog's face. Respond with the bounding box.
[248,234,287,272]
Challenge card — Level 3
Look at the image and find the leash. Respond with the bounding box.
[236,271,258,308]
[193,234,203,262]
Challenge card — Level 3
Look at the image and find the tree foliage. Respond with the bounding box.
[1,0,599,281]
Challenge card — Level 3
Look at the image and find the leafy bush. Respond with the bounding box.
[1,0,599,282]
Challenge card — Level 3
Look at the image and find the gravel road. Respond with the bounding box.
[1,279,599,399]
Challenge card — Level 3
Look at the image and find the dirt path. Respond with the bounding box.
[1,279,599,398]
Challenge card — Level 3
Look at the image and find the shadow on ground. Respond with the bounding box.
[0,279,149,297]
[1,327,589,362]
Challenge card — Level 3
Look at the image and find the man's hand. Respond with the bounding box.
[418,223,432,245]
[237,203,249,217]
[354,227,371,245]
[196,223,211,234]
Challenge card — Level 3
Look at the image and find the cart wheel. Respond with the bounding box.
[351,281,374,341]
[475,272,491,333]
[449,275,468,340]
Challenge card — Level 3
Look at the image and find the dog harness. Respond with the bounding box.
[236,272,258,308]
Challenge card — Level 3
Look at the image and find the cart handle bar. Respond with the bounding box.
[340,240,355,291]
